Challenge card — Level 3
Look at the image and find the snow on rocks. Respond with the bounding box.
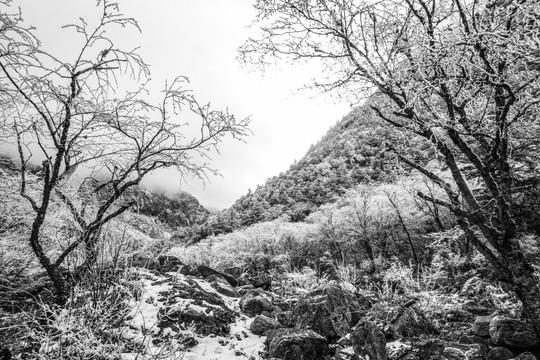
[120,269,266,360]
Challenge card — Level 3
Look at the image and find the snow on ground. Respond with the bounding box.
[182,315,264,360]
[121,270,265,360]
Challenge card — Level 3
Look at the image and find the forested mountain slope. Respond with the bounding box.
[130,188,210,229]
[176,104,428,243]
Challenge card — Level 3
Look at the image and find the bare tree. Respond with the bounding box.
[385,190,419,267]
[240,0,540,333]
[0,1,249,304]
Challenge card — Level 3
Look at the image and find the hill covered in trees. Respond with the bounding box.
[175,104,429,243]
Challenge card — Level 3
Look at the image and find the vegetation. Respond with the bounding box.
[240,0,540,335]
[1,0,540,359]
[0,0,248,304]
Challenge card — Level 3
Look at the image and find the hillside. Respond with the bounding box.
[131,188,210,229]
[175,104,429,244]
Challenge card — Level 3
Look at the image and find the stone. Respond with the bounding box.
[416,340,486,360]
[458,335,488,346]
[237,284,255,295]
[240,288,274,316]
[277,310,295,328]
[0,347,11,360]
[472,315,494,338]
[206,274,241,298]
[265,328,330,360]
[510,352,537,360]
[291,284,368,340]
[487,347,515,360]
[252,275,272,290]
[489,316,540,349]
[335,347,360,360]
[462,300,491,316]
[197,264,238,287]
[461,276,486,296]
[250,315,282,335]
[393,306,438,338]
[157,278,236,336]
[156,255,184,272]
[350,321,387,360]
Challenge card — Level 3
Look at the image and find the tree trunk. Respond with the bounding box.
[28,212,68,305]
[75,230,101,278]
[362,237,376,275]
[505,240,540,338]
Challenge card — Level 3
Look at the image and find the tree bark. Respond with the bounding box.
[28,212,68,305]
[504,238,540,338]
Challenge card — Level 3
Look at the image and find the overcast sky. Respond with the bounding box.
[12,0,351,210]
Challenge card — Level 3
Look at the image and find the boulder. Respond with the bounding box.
[489,316,540,349]
[335,347,360,360]
[0,347,11,360]
[510,352,537,360]
[458,335,488,346]
[291,284,368,340]
[156,255,185,272]
[265,328,330,360]
[240,288,274,316]
[252,275,272,290]
[197,264,238,287]
[157,278,236,336]
[206,274,241,298]
[250,315,282,335]
[277,310,295,328]
[487,347,515,360]
[237,284,255,295]
[416,340,485,360]
[472,315,494,338]
[130,255,160,269]
[129,255,186,272]
[350,321,387,360]
[461,276,486,296]
[462,300,491,316]
[393,306,438,338]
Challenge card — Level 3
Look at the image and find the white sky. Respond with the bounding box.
[12,0,351,210]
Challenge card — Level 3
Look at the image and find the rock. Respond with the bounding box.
[265,328,330,360]
[487,347,515,360]
[250,315,282,335]
[335,347,360,360]
[197,265,238,287]
[130,255,159,269]
[277,310,295,328]
[387,340,413,359]
[130,255,186,272]
[157,278,236,336]
[489,316,540,349]
[292,284,368,340]
[237,284,255,295]
[0,347,11,360]
[350,321,387,360]
[416,340,485,360]
[393,305,438,338]
[458,335,488,346]
[206,274,241,298]
[156,255,185,272]
[252,276,272,290]
[472,315,494,338]
[441,321,475,342]
[240,288,274,316]
[510,352,537,360]
[461,276,486,296]
[462,300,491,316]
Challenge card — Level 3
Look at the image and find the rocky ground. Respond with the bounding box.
[105,256,540,360]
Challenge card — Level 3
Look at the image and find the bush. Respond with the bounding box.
[170,219,322,277]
